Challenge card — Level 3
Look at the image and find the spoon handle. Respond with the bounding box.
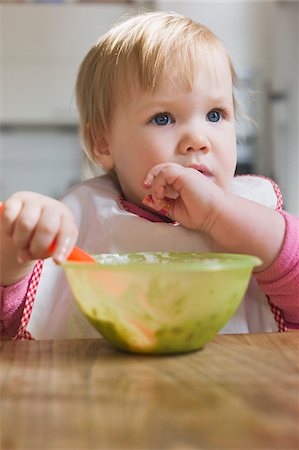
[48,241,95,263]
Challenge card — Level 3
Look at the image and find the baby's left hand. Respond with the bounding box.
[142,163,226,233]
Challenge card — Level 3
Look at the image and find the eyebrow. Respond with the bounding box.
[208,96,234,104]
[137,95,233,114]
[137,100,172,114]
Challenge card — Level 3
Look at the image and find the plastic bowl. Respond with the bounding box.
[62,252,260,354]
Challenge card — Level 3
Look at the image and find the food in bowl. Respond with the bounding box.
[62,252,260,354]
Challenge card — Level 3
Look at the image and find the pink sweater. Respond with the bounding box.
[255,210,299,329]
[1,210,298,338]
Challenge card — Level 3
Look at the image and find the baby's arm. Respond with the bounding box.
[205,190,285,272]
[0,191,78,286]
[255,210,299,328]
[143,163,285,272]
[0,270,32,338]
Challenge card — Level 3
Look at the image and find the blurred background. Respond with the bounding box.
[0,0,298,214]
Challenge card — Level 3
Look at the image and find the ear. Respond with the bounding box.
[93,135,115,170]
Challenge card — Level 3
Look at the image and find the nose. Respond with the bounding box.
[178,129,211,154]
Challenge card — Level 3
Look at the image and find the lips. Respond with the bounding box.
[188,164,213,178]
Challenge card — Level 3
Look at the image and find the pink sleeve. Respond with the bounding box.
[254,210,299,329]
[0,271,33,338]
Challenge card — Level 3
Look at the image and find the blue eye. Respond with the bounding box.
[151,113,173,126]
[207,110,221,123]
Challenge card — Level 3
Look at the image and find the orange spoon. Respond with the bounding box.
[48,240,95,263]
[0,201,95,263]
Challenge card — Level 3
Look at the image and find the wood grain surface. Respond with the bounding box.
[1,332,298,450]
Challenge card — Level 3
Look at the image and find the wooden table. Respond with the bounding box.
[1,332,298,450]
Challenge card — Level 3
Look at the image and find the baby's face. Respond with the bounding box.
[103,53,237,205]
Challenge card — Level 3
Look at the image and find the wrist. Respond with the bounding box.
[0,234,36,286]
[206,193,286,271]
[202,187,228,236]
[0,260,35,286]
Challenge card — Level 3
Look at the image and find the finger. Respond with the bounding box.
[143,162,180,187]
[150,167,180,205]
[159,197,173,215]
[12,203,42,251]
[27,208,62,259]
[151,171,168,201]
[50,214,78,263]
[142,194,173,216]
[17,248,36,264]
[1,197,24,236]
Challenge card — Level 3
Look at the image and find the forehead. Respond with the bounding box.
[165,50,232,90]
[126,49,233,102]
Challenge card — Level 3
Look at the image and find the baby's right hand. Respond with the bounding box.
[1,191,78,264]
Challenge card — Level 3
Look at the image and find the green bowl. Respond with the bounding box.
[62,252,260,354]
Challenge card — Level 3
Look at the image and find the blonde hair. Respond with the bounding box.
[76,11,238,166]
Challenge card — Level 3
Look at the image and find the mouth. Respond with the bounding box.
[188,164,213,178]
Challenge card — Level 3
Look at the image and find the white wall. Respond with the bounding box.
[156,1,274,74]
[0,3,131,199]
[270,1,299,215]
[0,127,82,199]
[0,3,130,124]
[1,1,275,125]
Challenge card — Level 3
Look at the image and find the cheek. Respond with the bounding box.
[215,134,237,188]
[222,132,237,171]
[228,148,237,174]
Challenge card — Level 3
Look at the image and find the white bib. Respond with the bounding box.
[27,175,279,338]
